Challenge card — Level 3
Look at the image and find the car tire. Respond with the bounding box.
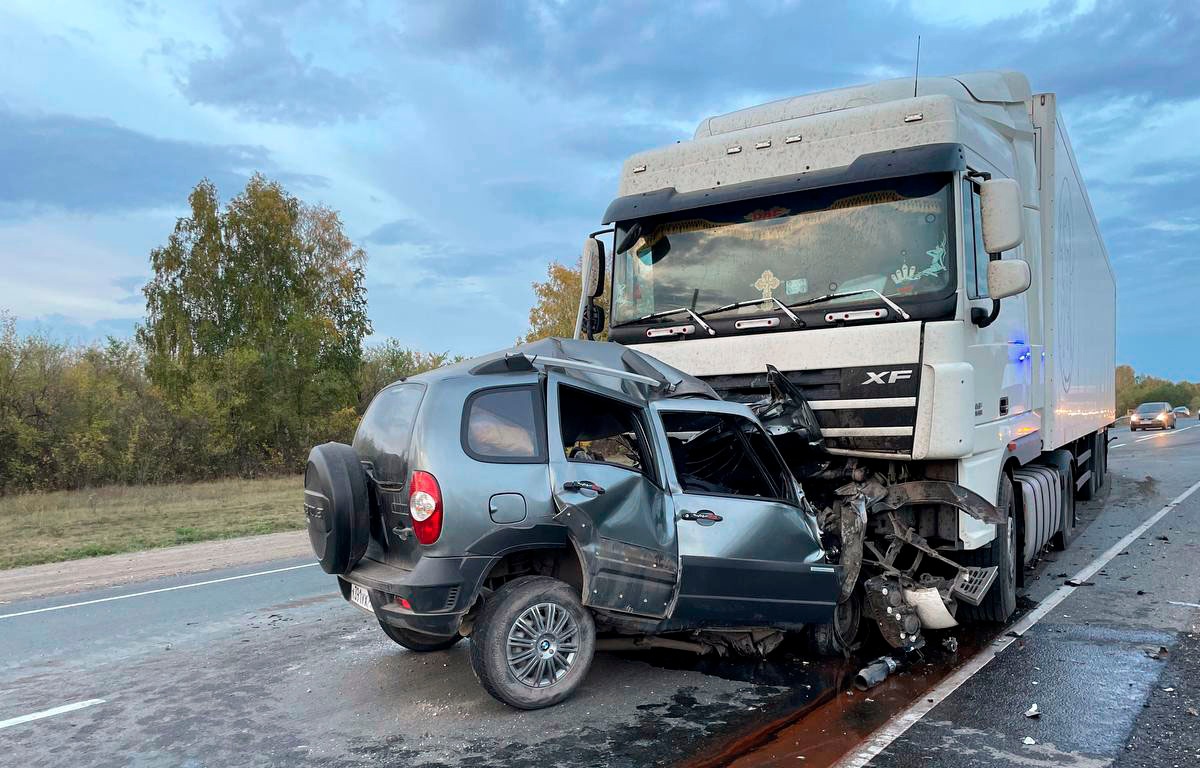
[808,588,864,656]
[956,475,1018,624]
[469,576,595,710]
[378,620,462,652]
[1048,455,1077,551]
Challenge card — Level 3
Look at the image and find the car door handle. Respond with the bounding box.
[680,510,722,523]
[562,480,605,495]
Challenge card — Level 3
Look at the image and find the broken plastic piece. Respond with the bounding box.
[1024,703,1040,718]
[1023,736,1036,745]
[854,656,900,691]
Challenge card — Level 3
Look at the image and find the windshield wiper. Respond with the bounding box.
[786,288,911,321]
[699,297,803,326]
[617,306,717,336]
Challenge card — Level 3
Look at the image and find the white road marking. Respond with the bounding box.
[836,477,1200,768]
[1134,424,1198,443]
[1110,443,1126,449]
[1168,600,1200,609]
[0,699,105,730]
[0,562,319,621]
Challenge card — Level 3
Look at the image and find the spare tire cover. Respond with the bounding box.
[304,442,370,575]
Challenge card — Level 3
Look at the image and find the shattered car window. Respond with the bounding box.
[661,411,786,501]
[465,386,542,460]
[558,385,652,475]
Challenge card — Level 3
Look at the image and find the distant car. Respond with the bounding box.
[1130,401,1176,431]
[1173,406,1191,418]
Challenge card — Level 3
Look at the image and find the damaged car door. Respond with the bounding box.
[653,400,840,628]
[545,373,679,619]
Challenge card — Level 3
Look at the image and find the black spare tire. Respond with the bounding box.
[304,442,370,575]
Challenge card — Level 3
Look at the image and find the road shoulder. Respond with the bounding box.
[0,530,310,604]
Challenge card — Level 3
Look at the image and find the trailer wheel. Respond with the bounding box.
[957,476,1018,623]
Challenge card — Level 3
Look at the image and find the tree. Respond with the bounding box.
[138,175,371,474]
[523,259,582,343]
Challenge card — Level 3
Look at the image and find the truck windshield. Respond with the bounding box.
[612,174,955,326]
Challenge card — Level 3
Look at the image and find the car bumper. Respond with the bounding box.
[339,555,491,636]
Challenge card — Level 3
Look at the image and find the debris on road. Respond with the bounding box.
[1023,736,1037,745]
[1024,703,1041,718]
[1145,645,1170,660]
[854,656,900,691]
[1065,579,1095,587]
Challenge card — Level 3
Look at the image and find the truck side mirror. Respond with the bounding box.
[987,259,1031,300]
[582,237,605,299]
[979,178,1024,254]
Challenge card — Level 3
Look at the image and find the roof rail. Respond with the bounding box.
[482,352,662,388]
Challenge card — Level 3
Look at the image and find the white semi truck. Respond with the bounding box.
[577,70,1115,651]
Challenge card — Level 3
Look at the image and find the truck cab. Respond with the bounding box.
[578,70,1115,635]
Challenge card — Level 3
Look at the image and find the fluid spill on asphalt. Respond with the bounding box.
[620,618,1014,768]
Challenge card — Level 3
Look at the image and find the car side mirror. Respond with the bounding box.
[987,259,1031,300]
[582,237,605,299]
[979,178,1024,254]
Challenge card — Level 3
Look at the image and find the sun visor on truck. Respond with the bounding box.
[602,142,967,224]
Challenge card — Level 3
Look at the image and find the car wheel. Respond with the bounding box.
[809,588,864,656]
[470,576,595,710]
[957,475,1018,623]
[378,620,462,652]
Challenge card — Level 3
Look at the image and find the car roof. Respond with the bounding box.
[394,337,721,407]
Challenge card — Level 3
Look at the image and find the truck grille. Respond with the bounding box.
[702,365,920,455]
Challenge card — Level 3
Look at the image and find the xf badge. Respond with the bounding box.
[862,369,913,385]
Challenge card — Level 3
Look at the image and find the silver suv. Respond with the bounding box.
[304,338,839,709]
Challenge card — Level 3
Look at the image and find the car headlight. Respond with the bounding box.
[1156,413,1166,421]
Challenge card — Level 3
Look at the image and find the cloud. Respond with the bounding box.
[177,7,384,126]
[0,108,270,215]
[363,218,433,247]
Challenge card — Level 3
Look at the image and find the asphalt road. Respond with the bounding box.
[1,420,1198,767]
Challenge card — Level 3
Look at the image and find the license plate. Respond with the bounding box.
[349,584,374,614]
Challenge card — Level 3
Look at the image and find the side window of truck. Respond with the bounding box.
[961,179,990,298]
[558,385,655,478]
[660,411,788,503]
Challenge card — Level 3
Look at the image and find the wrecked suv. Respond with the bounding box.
[304,338,840,709]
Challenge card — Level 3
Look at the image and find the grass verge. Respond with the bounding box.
[0,476,303,570]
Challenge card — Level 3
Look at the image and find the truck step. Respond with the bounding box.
[951,565,998,607]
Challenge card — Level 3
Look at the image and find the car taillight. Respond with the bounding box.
[409,470,443,545]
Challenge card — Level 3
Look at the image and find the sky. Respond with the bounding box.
[0,0,1196,379]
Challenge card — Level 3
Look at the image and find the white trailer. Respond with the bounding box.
[577,71,1115,650]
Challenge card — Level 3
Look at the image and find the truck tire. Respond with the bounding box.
[469,576,595,710]
[1045,452,1077,551]
[304,442,370,575]
[378,620,462,652]
[957,476,1018,623]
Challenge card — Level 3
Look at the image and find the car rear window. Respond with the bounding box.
[463,385,545,462]
[353,382,426,484]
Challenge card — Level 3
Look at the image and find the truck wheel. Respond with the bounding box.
[957,476,1018,623]
[378,620,462,652]
[1048,457,1077,551]
[469,576,595,710]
